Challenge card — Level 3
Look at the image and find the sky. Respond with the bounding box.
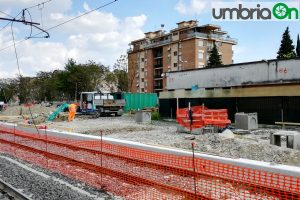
[0,0,299,78]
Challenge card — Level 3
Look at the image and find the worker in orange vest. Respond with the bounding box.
[68,103,77,122]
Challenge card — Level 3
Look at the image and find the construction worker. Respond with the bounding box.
[68,103,77,122]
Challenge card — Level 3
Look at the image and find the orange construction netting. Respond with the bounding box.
[0,124,299,200]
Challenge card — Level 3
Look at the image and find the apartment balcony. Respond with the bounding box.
[154,74,163,79]
[145,38,171,49]
[154,53,163,59]
[187,32,237,44]
[154,64,163,69]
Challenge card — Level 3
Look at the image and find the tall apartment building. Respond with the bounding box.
[127,20,237,93]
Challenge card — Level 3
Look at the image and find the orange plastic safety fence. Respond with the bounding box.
[0,125,299,200]
[177,106,231,131]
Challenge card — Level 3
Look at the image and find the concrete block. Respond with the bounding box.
[271,131,300,150]
[235,112,258,130]
[135,110,151,123]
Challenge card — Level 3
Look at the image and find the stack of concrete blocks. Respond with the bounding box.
[135,110,152,123]
[270,131,300,150]
[235,112,258,130]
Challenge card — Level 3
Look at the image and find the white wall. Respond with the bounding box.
[166,59,300,90]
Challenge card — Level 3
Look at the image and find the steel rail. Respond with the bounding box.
[0,177,33,200]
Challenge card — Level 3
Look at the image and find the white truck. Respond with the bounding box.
[79,92,125,117]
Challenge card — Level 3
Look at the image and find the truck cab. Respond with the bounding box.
[80,92,125,117]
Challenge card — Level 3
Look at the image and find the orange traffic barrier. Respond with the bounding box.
[177,106,231,131]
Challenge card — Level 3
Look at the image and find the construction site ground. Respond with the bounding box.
[1,105,300,167]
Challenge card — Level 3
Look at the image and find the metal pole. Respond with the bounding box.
[45,126,47,152]
[13,125,16,155]
[45,126,48,168]
[191,142,197,195]
[281,108,284,129]
[13,125,15,143]
[189,102,192,133]
[100,129,103,188]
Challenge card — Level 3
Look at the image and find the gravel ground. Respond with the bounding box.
[0,191,10,200]
[0,105,55,116]
[0,153,121,200]
[47,115,300,167]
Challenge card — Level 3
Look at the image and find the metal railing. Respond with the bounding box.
[188,32,237,43]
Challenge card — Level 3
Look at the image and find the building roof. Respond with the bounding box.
[167,58,300,74]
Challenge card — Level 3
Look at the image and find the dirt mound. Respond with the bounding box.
[1,105,55,116]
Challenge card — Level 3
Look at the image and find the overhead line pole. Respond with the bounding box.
[0,17,40,25]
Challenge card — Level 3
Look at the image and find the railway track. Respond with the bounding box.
[0,178,33,200]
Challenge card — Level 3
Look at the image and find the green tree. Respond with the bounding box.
[57,59,109,100]
[0,79,18,103]
[296,34,300,57]
[277,27,296,59]
[113,55,128,91]
[17,76,35,103]
[207,43,222,67]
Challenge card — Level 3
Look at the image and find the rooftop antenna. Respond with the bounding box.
[160,24,165,35]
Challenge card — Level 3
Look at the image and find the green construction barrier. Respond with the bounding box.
[123,93,158,112]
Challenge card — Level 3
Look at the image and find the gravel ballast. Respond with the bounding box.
[0,153,120,200]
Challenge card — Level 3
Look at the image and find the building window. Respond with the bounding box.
[172,32,178,36]
[141,58,144,62]
[174,51,177,56]
[198,52,204,60]
[174,63,178,68]
[141,78,144,82]
[141,68,144,72]
[198,40,203,47]
[141,88,144,92]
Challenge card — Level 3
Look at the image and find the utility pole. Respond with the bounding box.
[75,83,78,101]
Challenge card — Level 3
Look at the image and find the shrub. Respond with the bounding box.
[151,111,160,120]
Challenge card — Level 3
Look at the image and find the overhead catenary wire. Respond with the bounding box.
[0,0,118,53]
[10,22,21,76]
[0,11,22,33]
[25,0,53,10]
[0,10,13,18]
[10,14,41,135]
[38,3,45,28]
